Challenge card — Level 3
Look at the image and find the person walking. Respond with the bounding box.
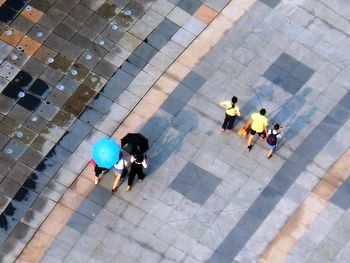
[111,152,128,192]
[127,153,147,192]
[247,108,269,151]
[219,96,241,132]
[93,163,108,184]
[266,123,284,159]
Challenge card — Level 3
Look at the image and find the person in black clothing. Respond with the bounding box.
[127,154,147,192]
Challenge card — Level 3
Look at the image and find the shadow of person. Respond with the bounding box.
[237,83,276,127]
[277,107,318,149]
[139,109,199,176]
[269,88,317,149]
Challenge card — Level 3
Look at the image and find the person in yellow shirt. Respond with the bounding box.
[219,96,241,132]
[247,108,268,151]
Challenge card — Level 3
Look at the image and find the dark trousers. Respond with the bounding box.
[222,114,236,130]
[94,166,108,177]
[128,162,144,186]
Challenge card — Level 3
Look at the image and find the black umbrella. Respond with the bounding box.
[121,133,149,155]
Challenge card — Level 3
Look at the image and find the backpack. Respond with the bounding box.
[267,133,278,146]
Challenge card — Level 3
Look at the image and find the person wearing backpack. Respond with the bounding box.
[219,96,241,132]
[266,123,284,159]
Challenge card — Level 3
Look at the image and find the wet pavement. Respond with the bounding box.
[1,0,350,262]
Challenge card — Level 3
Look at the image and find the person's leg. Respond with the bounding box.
[226,115,236,131]
[136,165,144,182]
[266,149,273,159]
[259,131,266,140]
[247,135,254,151]
[247,129,256,151]
[127,165,136,191]
[94,166,103,184]
[221,113,230,130]
[112,172,122,192]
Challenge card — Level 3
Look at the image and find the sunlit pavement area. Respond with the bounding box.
[1,0,350,262]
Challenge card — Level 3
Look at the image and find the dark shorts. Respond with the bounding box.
[250,129,265,137]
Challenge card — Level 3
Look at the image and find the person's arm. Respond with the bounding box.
[236,108,241,117]
[264,124,268,135]
[219,101,229,109]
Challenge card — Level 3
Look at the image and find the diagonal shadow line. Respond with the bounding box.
[207,91,350,263]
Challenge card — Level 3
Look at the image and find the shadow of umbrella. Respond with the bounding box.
[141,109,199,174]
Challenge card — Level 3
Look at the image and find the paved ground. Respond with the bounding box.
[0,0,350,262]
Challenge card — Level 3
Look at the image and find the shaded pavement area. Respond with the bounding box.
[1,0,350,262]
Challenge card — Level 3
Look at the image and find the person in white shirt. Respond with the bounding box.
[111,152,128,192]
[266,123,284,159]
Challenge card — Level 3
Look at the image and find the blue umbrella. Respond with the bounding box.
[92,138,120,169]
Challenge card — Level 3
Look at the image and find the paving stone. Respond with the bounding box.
[128,71,155,97]
[263,64,304,95]
[140,8,164,29]
[79,107,103,126]
[31,195,56,217]
[127,53,148,70]
[170,83,196,104]
[69,3,94,24]
[93,59,118,79]
[7,104,31,125]
[60,41,84,61]
[37,13,60,29]
[3,138,27,159]
[52,23,75,41]
[96,2,117,19]
[46,145,72,167]
[22,170,50,193]
[160,40,184,60]
[69,34,91,50]
[90,94,114,114]
[43,33,66,53]
[67,212,93,234]
[147,30,173,51]
[23,112,48,134]
[290,62,315,83]
[6,160,33,185]
[58,132,85,154]
[67,63,89,82]
[330,179,350,210]
[41,180,67,202]
[177,0,202,15]
[40,67,64,87]
[36,101,60,121]
[259,0,281,8]
[114,11,136,30]
[167,6,191,27]
[133,43,158,64]
[182,71,207,91]
[151,0,175,16]
[172,28,196,48]
[161,96,186,116]
[170,162,221,205]
[118,32,143,52]
[128,20,153,41]
[0,237,26,259]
